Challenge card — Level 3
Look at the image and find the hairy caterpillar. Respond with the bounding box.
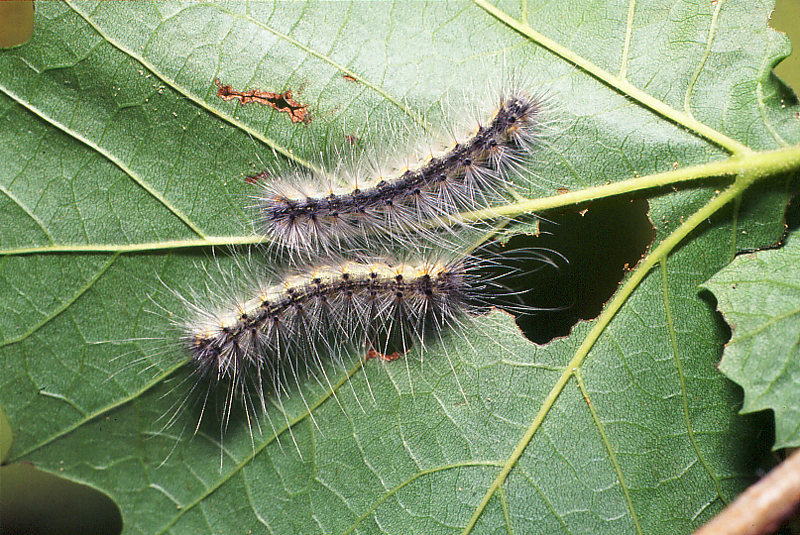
[137,243,559,450]
[184,257,469,407]
[257,88,551,256]
[117,78,563,459]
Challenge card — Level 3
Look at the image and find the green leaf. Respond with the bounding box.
[702,230,800,449]
[1,1,799,534]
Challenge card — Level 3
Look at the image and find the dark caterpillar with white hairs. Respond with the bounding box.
[257,88,550,255]
[160,242,559,447]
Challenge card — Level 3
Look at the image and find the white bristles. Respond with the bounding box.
[257,87,554,256]
[114,77,563,464]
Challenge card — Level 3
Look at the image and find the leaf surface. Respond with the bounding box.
[703,230,800,449]
[1,1,799,534]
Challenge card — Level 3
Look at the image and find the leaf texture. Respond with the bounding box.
[1,1,799,534]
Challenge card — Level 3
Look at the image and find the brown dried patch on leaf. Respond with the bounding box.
[215,78,311,124]
[366,349,403,362]
[245,171,270,185]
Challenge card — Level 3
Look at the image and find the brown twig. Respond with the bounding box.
[694,448,800,535]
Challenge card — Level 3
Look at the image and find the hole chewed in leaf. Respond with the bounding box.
[487,197,655,345]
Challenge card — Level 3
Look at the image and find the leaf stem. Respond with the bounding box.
[461,144,800,222]
[66,1,322,173]
[465,166,764,533]
[5,144,798,256]
[0,85,210,240]
[473,0,752,155]
[575,369,644,535]
[659,259,726,502]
